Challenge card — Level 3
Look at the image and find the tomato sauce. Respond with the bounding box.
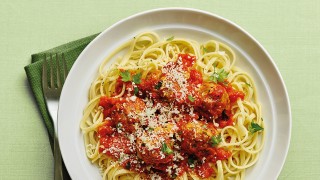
[226,85,245,103]
[97,54,244,179]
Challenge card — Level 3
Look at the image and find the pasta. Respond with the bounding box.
[80,32,264,180]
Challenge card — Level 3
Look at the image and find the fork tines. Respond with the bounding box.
[42,53,67,90]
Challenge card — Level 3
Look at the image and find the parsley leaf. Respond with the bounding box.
[210,134,222,147]
[125,162,131,170]
[210,68,229,83]
[166,36,174,41]
[188,95,195,102]
[248,122,264,134]
[132,73,142,84]
[161,142,173,155]
[133,87,139,95]
[155,81,162,90]
[116,123,122,129]
[187,155,196,169]
[120,70,131,82]
[245,82,252,87]
[119,70,142,84]
[202,45,208,53]
[171,174,177,179]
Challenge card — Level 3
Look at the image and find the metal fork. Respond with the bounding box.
[42,53,68,180]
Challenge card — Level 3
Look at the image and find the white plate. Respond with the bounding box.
[58,8,291,180]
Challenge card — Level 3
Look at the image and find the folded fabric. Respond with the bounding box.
[24,33,99,179]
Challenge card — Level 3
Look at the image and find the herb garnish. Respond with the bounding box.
[132,73,142,84]
[116,123,122,129]
[120,70,131,82]
[245,82,252,87]
[155,81,163,90]
[210,68,229,83]
[248,121,264,134]
[187,155,196,169]
[171,174,177,179]
[133,87,139,95]
[161,142,173,155]
[188,95,195,102]
[125,162,131,169]
[166,36,174,41]
[119,70,142,84]
[201,45,208,53]
[210,134,222,147]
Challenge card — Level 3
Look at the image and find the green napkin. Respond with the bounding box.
[24,33,99,179]
[24,33,98,142]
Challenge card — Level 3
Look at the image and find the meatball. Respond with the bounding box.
[160,79,184,103]
[100,96,146,133]
[159,61,189,104]
[99,134,135,158]
[136,128,174,165]
[179,120,217,155]
[197,83,230,119]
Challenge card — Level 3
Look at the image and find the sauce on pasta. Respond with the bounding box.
[80,32,264,180]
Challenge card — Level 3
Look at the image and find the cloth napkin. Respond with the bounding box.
[24,33,99,179]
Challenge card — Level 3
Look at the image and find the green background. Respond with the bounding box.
[1,0,319,179]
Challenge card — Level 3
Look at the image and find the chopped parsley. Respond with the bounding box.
[116,123,122,129]
[155,81,162,90]
[161,142,173,155]
[188,95,195,102]
[171,174,177,179]
[132,73,142,84]
[133,87,139,95]
[187,155,196,169]
[210,68,229,83]
[166,36,174,41]
[245,82,252,87]
[248,121,264,134]
[120,70,131,82]
[210,134,222,147]
[202,46,208,53]
[119,70,142,84]
[125,162,131,170]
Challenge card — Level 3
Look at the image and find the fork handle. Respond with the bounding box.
[54,134,63,180]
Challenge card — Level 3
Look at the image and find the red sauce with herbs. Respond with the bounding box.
[97,54,244,179]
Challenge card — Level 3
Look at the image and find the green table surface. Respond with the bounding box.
[1,0,319,179]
